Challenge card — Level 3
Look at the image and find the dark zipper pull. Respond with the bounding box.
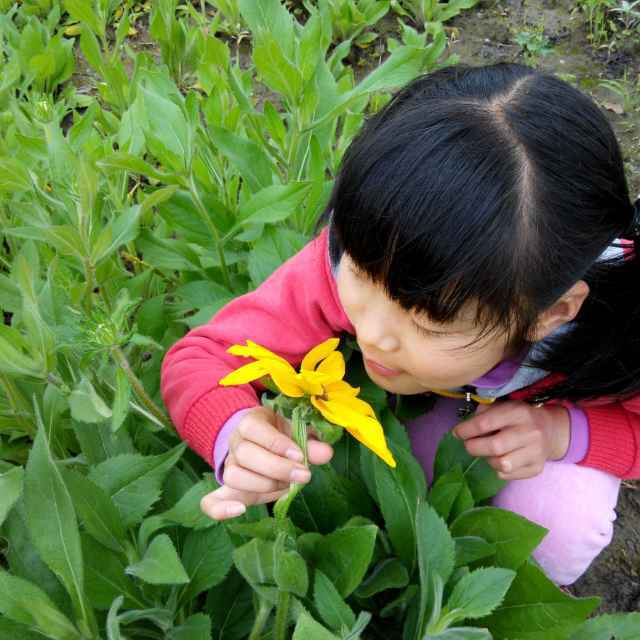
[457,391,477,420]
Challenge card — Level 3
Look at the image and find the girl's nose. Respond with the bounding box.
[356,318,400,353]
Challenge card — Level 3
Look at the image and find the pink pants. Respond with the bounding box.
[405,397,621,586]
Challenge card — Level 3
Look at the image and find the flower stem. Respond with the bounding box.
[274,404,308,523]
[273,590,290,640]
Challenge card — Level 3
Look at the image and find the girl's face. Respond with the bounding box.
[336,253,516,394]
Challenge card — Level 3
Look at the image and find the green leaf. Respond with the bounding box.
[313,569,356,631]
[97,152,183,184]
[167,613,212,640]
[209,126,273,191]
[0,570,81,639]
[126,534,190,585]
[248,226,307,286]
[88,443,187,527]
[138,476,219,549]
[454,537,496,567]
[315,524,378,598]
[371,443,427,571]
[274,533,309,597]
[416,501,456,637]
[434,433,505,502]
[180,525,234,603]
[0,326,43,377]
[450,507,547,570]
[232,537,276,587]
[0,466,23,528]
[354,558,409,598]
[0,158,31,192]
[64,0,104,37]
[62,469,126,553]
[292,611,341,640]
[69,375,112,423]
[205,568,255,640]
[23,399,92,630]
[444,567,516,622]
[429,465,465,521]
[91,205,143,264]
[252,32,302,101]
[479,562,599,639]
[0,617,46,640]
[137,82,190,173]
[81,534,143,611]
[569,613,640,639]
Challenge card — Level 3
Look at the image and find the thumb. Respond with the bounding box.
[474,402,493,415]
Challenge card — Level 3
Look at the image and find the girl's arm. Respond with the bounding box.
[159,227,354,468]
[579,399,640,479]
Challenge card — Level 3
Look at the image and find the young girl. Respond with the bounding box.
[160,62,640,586]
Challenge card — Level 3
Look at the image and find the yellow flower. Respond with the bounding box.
[219,338,396,467]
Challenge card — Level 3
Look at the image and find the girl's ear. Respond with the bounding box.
[530,280,590,342]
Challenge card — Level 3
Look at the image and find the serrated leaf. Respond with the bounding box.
[126,534,189,585]
[62,469,126,553]
[444,567,516,622]
[180,525,233,603]
[479,562,599,638]
[314,569,356,631]
[315,525,378,598]
[450,507,547,570]
[88,443,187,527]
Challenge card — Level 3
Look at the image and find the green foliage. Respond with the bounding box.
[0,1,638,639]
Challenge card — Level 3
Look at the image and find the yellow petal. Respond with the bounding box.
[312,398,396,467]
[326,392,375,417]
[324,380,360,396]
[227,341,290,365]
[296,374,324,396]
[301,337,340,372]
[219,361,269,386]
[267,361,305,397]
[316,350,345,381]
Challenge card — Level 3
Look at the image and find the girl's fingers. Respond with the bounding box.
[463,423,536,459]
[487,446,544,479]
[233,440,311,483]
[200,484,289,521]
[223,459,290,494]
[306,439,334,465]
[453,401,531,440]
[236,408,303,461]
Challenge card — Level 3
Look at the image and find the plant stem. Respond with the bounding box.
[188,175,232,290]
[273,590,290,640]
[273,404,308,523]
[249,597,273,640]
[111,345,177,435]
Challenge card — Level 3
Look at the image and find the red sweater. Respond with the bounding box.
[160,227,640,479]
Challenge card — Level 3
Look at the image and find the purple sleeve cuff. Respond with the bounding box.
[213,408,254,485]
[556,405,589,464]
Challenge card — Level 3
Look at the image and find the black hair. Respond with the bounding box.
[315,62,640,403]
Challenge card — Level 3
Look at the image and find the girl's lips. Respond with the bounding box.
[364,357,404,377]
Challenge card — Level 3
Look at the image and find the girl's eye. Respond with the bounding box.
[412,321,450,338]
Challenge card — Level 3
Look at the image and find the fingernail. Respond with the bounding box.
[451,430,460,439]
[286,447,304,462]
[290,468,311,483]
[227,503,246,517]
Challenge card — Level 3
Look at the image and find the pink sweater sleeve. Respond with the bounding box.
[160,227,354,468]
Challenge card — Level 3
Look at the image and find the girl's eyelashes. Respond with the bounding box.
[412,321,451,338]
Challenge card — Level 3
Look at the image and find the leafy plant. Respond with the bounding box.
[391,0,478,29]
[514,23,554,67]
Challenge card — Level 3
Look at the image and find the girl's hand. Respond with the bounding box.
[200,406,334,521]
[451,400,571,480]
